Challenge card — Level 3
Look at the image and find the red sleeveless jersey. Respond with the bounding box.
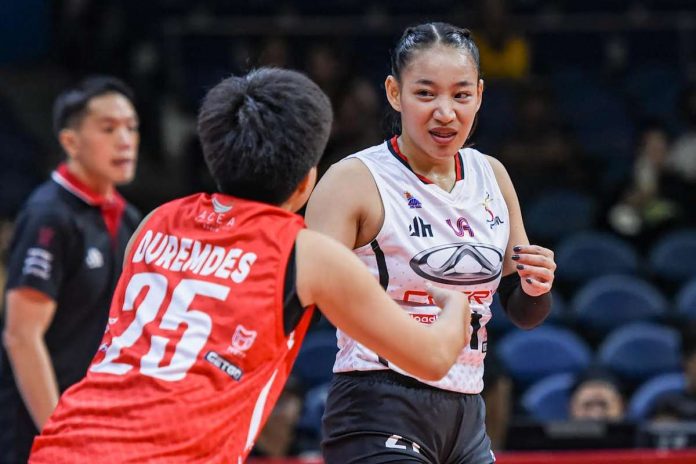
[30,193,314,464]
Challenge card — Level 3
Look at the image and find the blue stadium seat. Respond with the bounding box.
[292,331,338,389]
[571,100,634,160]
[498,326,592,388]
[524,189,596,243]
[649,229,696,284]
[676,278,696,321]
[522,372,575,422]
[627,373,686,421]
[555,232,638,284]
[546,290,568,325]
[598,322,681,384]
[623,63,682,129]
[550,67,634,159]
[572,275,668,333]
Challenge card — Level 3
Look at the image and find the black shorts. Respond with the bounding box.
[321,370,495,464]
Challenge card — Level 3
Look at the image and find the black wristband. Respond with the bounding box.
[496,273,552,329]
[497,273,519,308]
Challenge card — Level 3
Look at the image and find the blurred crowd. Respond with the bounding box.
[1,0,696,457]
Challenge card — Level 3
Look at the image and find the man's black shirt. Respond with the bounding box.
[0,167,140,463]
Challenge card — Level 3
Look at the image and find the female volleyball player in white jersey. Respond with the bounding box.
[306,22,557,463]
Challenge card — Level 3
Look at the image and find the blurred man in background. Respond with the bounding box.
[570,368,626,422]
[0,75,141,463]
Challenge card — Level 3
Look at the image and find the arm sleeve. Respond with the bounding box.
[496,273,552,330]
[5,208,73,300]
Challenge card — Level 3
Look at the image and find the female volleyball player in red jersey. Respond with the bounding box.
[306,22,557,463]
[29,68,472,464]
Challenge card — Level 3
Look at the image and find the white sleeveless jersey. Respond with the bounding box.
[333,138,510,394]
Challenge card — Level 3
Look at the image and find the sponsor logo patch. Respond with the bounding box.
[409,313,438,324]
[482,192,504,229]
[403,191,422,209]
[212,196,233,213]
[85,247,104,269]
[37,226,55,247]
[205,351,243,381]
[227,325,257,357]
[195,206,236,232]
[409,216,433,237]
[445,217,475,237]
[402,289,492,305]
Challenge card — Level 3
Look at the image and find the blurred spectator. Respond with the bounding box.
[250,377,306,457]
[320,77,382,176]
[569,368,626,422]
[475,0,530,81]
[607,120,689,241]
[649,326,696,422]
[498,83,588,204]
[257,36,292,68]
[650,397,696,423]
[304,42,350,103]
[666,83,696,183]
[663,83,696,226]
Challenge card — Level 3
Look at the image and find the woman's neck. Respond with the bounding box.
[397,135,458,192]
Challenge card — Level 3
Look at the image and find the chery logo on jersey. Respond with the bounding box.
[403,289,492,305]
[409,242,504,285]
[227,325,257,357]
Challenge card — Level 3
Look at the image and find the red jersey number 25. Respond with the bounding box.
[90,272,230,381]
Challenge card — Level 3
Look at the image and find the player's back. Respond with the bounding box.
[30,193,313,464]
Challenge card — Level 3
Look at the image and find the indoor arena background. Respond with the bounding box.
[1,1,696,463]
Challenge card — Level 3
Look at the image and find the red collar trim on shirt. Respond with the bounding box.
[51,163,127,242]
[386,136,464,185]
[52,163,123,206]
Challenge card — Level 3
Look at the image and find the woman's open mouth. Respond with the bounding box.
[429,129,457,144]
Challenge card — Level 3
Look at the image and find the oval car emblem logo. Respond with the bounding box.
[409,243,504,285]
